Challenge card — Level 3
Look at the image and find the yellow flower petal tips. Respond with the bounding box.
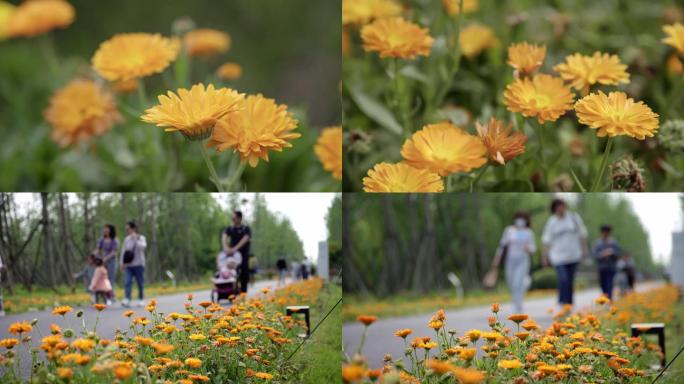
[207,94,300,167]
[92,33,180,81]
[554,52,630,95]
[503,74,575,124]
[400,122,487,176]
[361,17,434,60]
[342,0,402,26]
[141,83,245,141]
[5,0,74,38]
[663,23,684,56]
[314,127,343,180]
[363,163,444,193]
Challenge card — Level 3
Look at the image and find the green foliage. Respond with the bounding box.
[530,268,558,290]
[325,194,343,270]
[0,0,341,191]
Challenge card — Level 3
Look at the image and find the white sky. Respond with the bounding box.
[11,193,337,262]
[559,193,682,264]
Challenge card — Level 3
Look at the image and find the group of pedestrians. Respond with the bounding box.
[486,198,636,313]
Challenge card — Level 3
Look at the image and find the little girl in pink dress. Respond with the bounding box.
[89,256,113,305]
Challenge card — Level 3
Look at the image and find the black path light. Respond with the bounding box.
[630,322,666,367]
[286,305,311,338]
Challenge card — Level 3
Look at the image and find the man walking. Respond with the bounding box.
[592,225,622,300]
[222,211,251,293]
[120,221,147,307]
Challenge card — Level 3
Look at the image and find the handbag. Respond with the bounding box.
[122,239,136,264]
[483,244,508,288]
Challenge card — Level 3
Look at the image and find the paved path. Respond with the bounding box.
[0,279,286,377]
[343,282,661,368]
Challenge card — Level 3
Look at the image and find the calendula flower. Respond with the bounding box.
[217,62,242,81]
[442,0,479,15]
[663,23,684,56]
[475,118,527,165]
[207,94,300,166]
[342,0,401,25]
[112,78,139,94]
[395,328,413,338]
[113,363,133,379]
[553,52,630,95]
[52,306,73,316]
[8,321,32,335]
[362,163,444,193]
[185,357,202,368]
[401,122,487,176]
[508,314,529,323]
[184,28,230,57]
[498,359,523,369]
[71,338,95,352]
[189,333,207,341]
[93,303,106,311]
[575,91,659,140]
[667,54,684,75]
[451,366,485,384]
[141,83,245,140]
[92,33,180,81]
[466,329,481,342]
[5,0,74,38]
[459,24,497,59]
[427,359,457,374]
[45,79,121,148]
[0,338,19,349]
[0,2,15,40]
[357,315,378,326]
[595,295,611,305]
[56,367,73,379]
[507,42,546,75]
[503,74,575,124]
[314,126,343,180]
[342,364,366,382]
[254,372,274,380]
[361,17,434,59]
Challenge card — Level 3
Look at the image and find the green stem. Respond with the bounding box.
[137,80,148,111]
[225,160,246,191]
[199,143,225,192]
[591,137,615,192]
[534,120,548,188]
[470,163,490,192]
[446,174,454,192]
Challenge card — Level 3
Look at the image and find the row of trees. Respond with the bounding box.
[0,193,309,293]
[343,194,659,296]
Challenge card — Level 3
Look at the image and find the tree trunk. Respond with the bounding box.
[41,193,56,289]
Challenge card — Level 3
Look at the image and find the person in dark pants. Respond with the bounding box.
[592,225,622,300]
[541,199,589,309]
[222,211,251,293]
[120,221,147,308]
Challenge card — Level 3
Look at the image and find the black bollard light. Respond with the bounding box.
[631,322,666,367]
[286,305,311,338]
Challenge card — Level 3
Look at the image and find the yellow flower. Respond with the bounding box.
[189,333,207,341]
[475,117,527,165]
[498,359,523,369]
[575,91,659,140]
[93,303,106,311]
[254,372,274,380]
[362,162,444,193]
[0,2,16,40]
[663,23,684,56]
[142,83,245,140]
[185,357,202,368]
[508,314,529,323]
[342,0,401,25]
[5,0,74,38]
[217,62,243,81]
[314,126,343,180]
[0,338,19,349]
[113,78,139,94]
[71,338,95,352]
[452,366,486,384]
[207,94,300,167]
[123,310,134,318]
[459,24,497,59]
[61,353,90,365]
[503,74,575,124]
[667,54,683,75]
[466,330,481,342]
[427,359,457,374]
[113,363,133,379]
[553,52,630,95]
[44,79,121,148]
[442,0,479,15]
[361,17,434,59]
[8,321,32,335]
[134,336,154,346]
[184,28,230,57]
[357,315,378,326]
[92,33,180,81]
[401,122,487,176]
[56,367,73,379]
[152,342,174,355]
[507,42,546,75]
[394,328,413,338]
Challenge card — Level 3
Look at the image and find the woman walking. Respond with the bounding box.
[487,212,536,313]
[120,221,147,308]
[541,199,589,309]
[96,224,118,302]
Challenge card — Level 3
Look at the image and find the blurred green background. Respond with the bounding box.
[0,0,341,191]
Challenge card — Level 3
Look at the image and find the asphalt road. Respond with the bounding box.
[0,278,283,377]
[343,282,661,368]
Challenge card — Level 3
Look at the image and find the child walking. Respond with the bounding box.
[90,256,113,305]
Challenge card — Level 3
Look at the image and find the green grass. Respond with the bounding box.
[660,302,684,383]
[293,283,342,383]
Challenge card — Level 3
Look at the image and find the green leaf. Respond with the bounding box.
[347,84,402,136]
[400,65,429,84]
[569,168,587,192]
[489,179,534,192]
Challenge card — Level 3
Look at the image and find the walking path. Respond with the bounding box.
[343,282,662,368]
[0,279,283,377]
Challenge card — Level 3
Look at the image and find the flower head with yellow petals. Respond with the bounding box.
[363,163,444,193]
[503,74,574,124]
[207,94,300,167]
[575,91,659,140]
[663,23,684,56]
[459,24,497,59]
[442,0,479,16]
[507,42,546,75]
[141,83,245,141]
[92,33,180,81]
[184,28,231,57]
[5,0,74,38]
[401,122,487,176]
[553,52,630,95]
[342,0,402,25]
[314,126,343,180]
[361,17,434,60]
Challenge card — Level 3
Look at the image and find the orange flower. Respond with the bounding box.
[52,305,73,316]
[184,28,230,57]
[5,0,74,38]
[361,17,434,59]
[357,315,378,326]
[394,328,413,338]
[475,117,527,165]
[508,314,529,323]
[93,303,106,311]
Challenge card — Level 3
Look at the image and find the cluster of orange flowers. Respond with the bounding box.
[343,289,674,383]
[342,0,673,192]
[0,279,325,383]
[1,0,342,187]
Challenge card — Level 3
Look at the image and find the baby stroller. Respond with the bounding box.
[211,251,241,303]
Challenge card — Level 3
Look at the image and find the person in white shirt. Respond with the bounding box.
[488,212,536,313]
[120,221,147,308]
[541,199,589,307]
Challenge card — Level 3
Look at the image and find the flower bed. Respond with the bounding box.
[1,278,324,383]
[343,285,681,383]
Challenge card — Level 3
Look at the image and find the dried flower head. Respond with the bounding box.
[476,118,527,165]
